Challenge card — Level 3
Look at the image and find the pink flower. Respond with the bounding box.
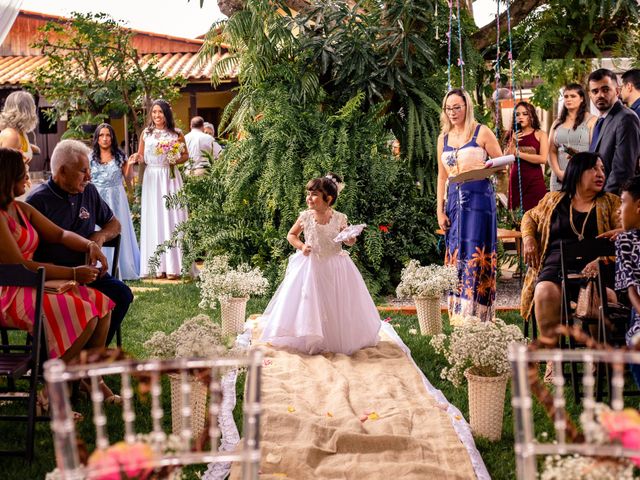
[88,441,154,480]
[600,409,640,465]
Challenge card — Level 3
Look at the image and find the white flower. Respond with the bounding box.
[430,317,525,387]
[198,255,269,310]
[143,314,234,359]
[396,260,458,299]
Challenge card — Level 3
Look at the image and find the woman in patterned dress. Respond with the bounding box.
[436,89,503,322]
[0,148,115,362]
[128,100,188,279]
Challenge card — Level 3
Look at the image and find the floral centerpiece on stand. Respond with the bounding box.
[155,137,185,179]
[431,317,524,441]
[144,314,242,438]
[396,260,457,335]
[198,255,269,337]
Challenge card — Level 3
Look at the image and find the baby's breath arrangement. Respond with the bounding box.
[430,317,524,386]
[396,260,458,299]
[198,255,269,310]
[144,314,236,359]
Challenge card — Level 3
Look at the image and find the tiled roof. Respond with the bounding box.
[0,51,235,87]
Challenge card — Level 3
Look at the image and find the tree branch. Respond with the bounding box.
[471,0,546,51]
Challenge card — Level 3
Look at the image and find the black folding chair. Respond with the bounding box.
[102,235,122,347]
[559,238,615,401]
[0,265,47,462]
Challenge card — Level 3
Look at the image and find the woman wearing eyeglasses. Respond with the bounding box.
[504,101,549,212]
[437,89,503,322]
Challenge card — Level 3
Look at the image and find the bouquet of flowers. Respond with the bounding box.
[198,255,269,310]
[155,138,185,179]
[430,317,524,386]
[396,259,458,299]
[540,404,640,479]
[144,314,237,358]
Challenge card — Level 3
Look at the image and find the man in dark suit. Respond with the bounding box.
[588,68,640,194]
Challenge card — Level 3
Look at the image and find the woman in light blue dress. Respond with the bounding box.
[90,123,140,280]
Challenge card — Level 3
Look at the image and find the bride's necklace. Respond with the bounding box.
[569,199,595,241]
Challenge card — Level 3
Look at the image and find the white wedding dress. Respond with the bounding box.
[139,128,188,277]
[260,209,381,355]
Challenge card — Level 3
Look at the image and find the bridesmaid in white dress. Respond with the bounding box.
[260,173,381,355]
[128,100,188,279]
[90,123,140,280]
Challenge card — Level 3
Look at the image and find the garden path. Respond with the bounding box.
[230,319,489,479]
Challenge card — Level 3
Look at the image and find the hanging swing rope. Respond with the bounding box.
[505,0,524,218]
[493,0,501,140]
[447,0,453,91]
[455,0,465,89]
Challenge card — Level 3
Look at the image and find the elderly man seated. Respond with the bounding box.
[27,139,133,346]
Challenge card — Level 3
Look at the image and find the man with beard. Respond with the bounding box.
[588,68,640,194]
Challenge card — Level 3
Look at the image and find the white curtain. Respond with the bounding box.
[0,0,24,47]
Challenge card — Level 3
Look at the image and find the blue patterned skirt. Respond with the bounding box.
[445,179,497,322]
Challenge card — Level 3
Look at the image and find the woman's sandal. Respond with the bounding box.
[37,390,84,422]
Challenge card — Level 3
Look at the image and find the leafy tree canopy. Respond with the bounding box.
[30,12,185,135]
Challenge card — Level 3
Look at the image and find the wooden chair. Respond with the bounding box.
[510,344,640,479]
[0,265,47,462]
[45,350,262,479]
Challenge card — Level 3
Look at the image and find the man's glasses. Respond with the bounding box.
[445,105,465,114]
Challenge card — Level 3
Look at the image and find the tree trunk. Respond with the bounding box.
[472,0,546,51]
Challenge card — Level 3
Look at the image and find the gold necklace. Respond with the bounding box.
[569,199,595,241]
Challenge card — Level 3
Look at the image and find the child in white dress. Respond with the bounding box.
[260,173,381,355]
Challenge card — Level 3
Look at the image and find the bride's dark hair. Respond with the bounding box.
[145,99,179,135]
[306,172,343,206]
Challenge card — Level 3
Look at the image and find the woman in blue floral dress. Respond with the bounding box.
[90,123,140,280]
[436,89,503,322]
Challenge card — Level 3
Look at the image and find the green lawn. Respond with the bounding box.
[0,281,584,479]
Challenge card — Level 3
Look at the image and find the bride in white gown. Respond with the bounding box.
[129,100,189,279]
[260,173,381,355]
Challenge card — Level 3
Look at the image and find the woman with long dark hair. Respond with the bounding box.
[505,101,549,212]
[90,123,140,279]
[128,100,188,279]
[548,84,597,191]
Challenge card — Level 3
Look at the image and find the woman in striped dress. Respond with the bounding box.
[0,148,114,363]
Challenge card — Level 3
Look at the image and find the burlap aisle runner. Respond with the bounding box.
[232,322,481,480]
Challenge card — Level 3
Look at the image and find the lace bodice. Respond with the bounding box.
[299,209,348,257]
[90,155,125,189]
[143,128,180,167]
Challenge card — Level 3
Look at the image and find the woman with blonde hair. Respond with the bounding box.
[436,88,503,322]
[0,91,40,165]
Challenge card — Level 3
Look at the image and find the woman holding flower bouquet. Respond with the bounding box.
[128,100,188,279]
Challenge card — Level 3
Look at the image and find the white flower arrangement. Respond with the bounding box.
[539,454,636,480]
[198,255,269,310]
[430,317,524,387]
[396,259,458,299]
[144,314,237,359]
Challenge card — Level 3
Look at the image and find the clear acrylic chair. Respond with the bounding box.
[509,343,640,479]
[44,350,262,480]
